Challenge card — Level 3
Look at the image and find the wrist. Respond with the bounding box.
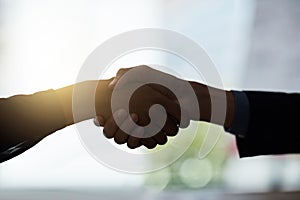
[189,82,235,128]
[95,79,113,120]
[56,79,113,126]
[56,84,75,126]
[224,90,235,129]
[189,81,211,122]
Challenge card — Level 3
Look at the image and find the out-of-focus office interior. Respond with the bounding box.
[1,0,300,199]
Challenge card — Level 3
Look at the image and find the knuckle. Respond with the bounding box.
[117,68,128,77]
[138,65,151,72]
[138,64,150,69]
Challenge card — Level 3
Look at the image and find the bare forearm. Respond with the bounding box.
[189,81,235,129]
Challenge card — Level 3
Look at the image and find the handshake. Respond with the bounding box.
[2,65,297,164]
[0,65,235,164]
[66,65,235,149]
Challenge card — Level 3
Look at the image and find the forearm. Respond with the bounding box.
[0,89,67,163]
[0,79,112,163]
[189,81,235,129]
[0,79,112,143]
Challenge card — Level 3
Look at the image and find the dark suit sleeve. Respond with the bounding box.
[0,90,67,163]
[236,91,300,157]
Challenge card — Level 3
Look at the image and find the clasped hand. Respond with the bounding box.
[93,65,211,149]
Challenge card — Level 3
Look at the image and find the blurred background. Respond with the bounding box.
[1,0,300,199]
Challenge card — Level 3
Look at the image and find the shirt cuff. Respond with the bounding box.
[225,90,250,138]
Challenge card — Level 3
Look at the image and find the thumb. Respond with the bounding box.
[108,67,133,89]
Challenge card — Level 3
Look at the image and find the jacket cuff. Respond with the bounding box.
[225,91,250,138]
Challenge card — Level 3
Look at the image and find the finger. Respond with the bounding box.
[152,131,168,145]
[149,84,192,128]
[114,130,129,144]
[151,114,178,136]
[152,94,190,130]
[109,66,153,89]
[148,82,194,125]
[146,72,186,95]
[103,109,127,138]
[108,77,119,89]
[178,109,190,128]
[109,66,185,93]
[157,94,181,124]
[108,67,133,89]
[127,126,144,149]
[114,113,138,144]
[127,136,142,149]
[161,116,179,137]
[141,138,157,149]
[94,115,105,127]
[148,84,177,100]
[103,116,119,139]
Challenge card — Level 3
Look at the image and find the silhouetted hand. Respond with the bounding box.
[94,65,195,149]
[95,81,181,149]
